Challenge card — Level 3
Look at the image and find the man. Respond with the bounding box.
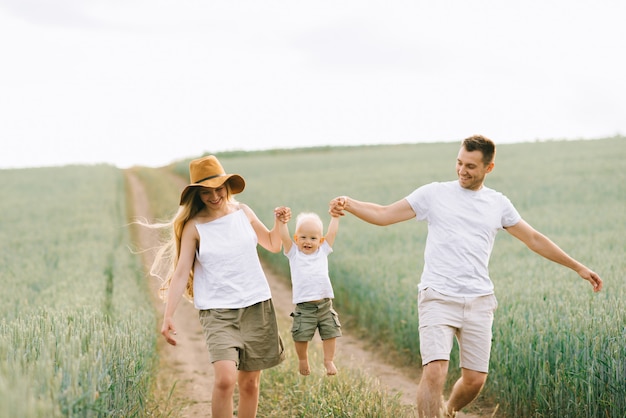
[329,135,602,417]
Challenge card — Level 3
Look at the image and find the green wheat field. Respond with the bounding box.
[1,137,624,417]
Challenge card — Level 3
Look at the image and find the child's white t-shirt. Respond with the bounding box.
[285,241,334,304]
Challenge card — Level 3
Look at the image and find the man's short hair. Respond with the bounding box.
[462,135,496,165]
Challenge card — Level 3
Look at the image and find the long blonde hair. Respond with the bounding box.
[149,182,235,302]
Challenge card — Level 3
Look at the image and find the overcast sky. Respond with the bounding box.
[1,1,624,169]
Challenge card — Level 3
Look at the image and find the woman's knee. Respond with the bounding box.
[238,371,261,395]
[213,361,238,391]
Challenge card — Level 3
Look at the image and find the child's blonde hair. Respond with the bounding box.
[295,212,324,234]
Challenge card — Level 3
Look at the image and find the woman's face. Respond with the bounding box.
[198,185,228,210]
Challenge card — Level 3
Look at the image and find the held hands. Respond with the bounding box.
[329,196,348,217]
[274,206,292,224]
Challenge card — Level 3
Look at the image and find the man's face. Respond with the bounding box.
[456,147,494,190]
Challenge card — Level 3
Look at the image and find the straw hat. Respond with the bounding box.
[179,155,245,204]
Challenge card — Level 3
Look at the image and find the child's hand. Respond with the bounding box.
[274,206,291,223]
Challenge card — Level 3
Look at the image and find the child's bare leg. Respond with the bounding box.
[322,337,337,375]
[294,341,310,375]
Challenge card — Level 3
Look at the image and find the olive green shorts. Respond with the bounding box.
[290,298,342,342]
[199,299,285,371]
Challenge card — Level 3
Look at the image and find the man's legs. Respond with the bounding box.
[416,363,487,417]
[416,289,494,416]
[416,360,449,418]
[445,368,487,416]
[445,293,495,415]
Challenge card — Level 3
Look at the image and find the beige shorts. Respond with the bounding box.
[198,299,285,371]
[418,287,498,373]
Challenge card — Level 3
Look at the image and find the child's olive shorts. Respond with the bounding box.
[290,298,342,342]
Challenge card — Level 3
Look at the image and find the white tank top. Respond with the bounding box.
[192,209,271,309]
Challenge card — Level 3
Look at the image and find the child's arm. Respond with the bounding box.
[324,214,340,247]
[274,206,293,254]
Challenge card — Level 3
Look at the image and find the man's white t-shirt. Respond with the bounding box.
[405,181,521,297]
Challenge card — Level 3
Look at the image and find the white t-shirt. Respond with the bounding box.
[285,241,334,304]
[193,209,272,309]
[405,181,521,297]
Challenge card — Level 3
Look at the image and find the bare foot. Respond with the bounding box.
[298,359,311,376]
[324,360,337,376]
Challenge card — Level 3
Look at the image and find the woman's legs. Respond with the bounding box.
[212,361,262,418]
[237,370,261,418]
[212,360,237,418]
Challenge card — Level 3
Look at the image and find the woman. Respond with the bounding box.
[150,155,288,418]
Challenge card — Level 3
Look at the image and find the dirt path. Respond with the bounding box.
[127,169,487,418]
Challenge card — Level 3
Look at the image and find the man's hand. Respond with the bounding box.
[579,267,603,292]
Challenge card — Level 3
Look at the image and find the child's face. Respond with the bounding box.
[294,219,324,255]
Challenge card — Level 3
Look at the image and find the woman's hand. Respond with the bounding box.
[161,317,178,346]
